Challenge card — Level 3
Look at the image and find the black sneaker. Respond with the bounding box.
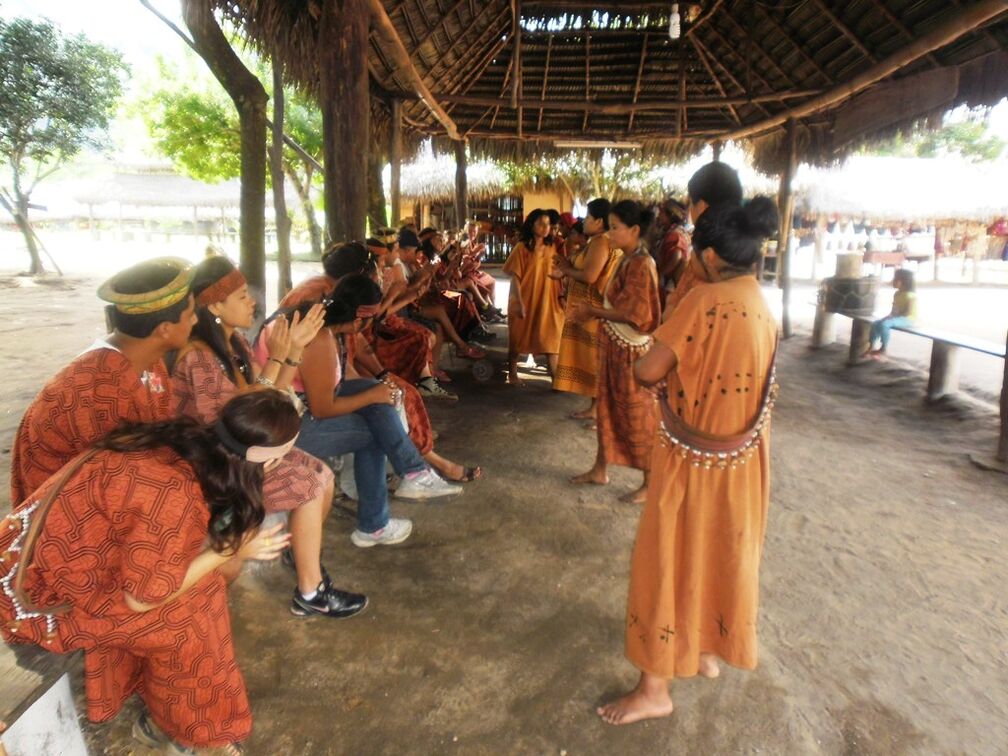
[281,549,332,586]
[469,327,497,343]
[290,582,368,619]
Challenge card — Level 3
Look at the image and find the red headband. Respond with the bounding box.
[196,269,246,306]
[356,304,380,319]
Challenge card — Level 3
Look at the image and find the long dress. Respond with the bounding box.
[663,254,708,321]
[0,449,252,748]
[595,249,662,470]
[553,237,623,397]
[9,341,172,505]
[503,240,565,355]
[171,339,334,511]
[625,275,777,678]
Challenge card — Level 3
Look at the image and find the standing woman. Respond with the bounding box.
[503,209,566,385]
[570,201,661,503]
[597,198,780,725]
[172,255,368,619]
[0,391,300,753]
[552,198,623,420]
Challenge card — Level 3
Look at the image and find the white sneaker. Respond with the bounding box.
[350,517,413,548]
[417,378,458,401]
[395,468,462,499]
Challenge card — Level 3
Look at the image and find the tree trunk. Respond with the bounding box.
[389,98,402,228]
[286,164,323,258]
[366,148,388,232]
[320,0,369,243]
[12,202,44,275]
[454,140,468,229]
[270,58,293,297]
[183,0,268,295]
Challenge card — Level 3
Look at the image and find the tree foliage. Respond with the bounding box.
[502,149,665,203]
[0,17,126,272]
[865,111,1006,163]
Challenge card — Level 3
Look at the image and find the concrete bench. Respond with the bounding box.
[1,643,85,754]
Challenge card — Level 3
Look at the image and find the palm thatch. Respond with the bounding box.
[215,0,1008,168]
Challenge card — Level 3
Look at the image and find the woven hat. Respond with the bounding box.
[97,257,193,314]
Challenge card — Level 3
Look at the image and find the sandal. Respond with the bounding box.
[459,344,486,359]
[432,368,453,383]
[447,466,482,483]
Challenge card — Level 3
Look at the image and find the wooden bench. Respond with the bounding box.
[1,643,83,753]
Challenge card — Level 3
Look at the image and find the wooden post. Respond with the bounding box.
[999,331,1008,463]
[183,0,268,294]
[848,319,871,364]
[811,306,835,348]
[927,342,961,400]
[390,98,402,228]
[320,0,369,243]
[454,140,468,229]
[777,118,798,339]
[270,55,293,297]
[712,141,722,161]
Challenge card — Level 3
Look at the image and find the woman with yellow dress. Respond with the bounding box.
[597,196,780,725]
[552,198,623,420]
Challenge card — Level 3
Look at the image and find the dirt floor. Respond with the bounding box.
[1,274,1007,755]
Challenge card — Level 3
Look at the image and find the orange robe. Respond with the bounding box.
[663,254,708,319]
[9,342,172,505]
[503,241,565,354]
[626,275,777,678]
[595,251,661,470]
[0,449,252,748]
[554,238,623,397]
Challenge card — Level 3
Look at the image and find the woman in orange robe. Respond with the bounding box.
[0,391,299,752]
[570,201,661,503]
[503,209,565,384]
[597,198,780,725]
[552,198,623,419]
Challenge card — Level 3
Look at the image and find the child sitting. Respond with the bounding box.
[867,268,917,359]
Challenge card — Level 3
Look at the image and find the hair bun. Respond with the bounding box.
[740,196,780,239]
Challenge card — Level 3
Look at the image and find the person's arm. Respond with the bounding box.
[554,240,609,284]
[634,341,678,387]
[273,305,325,390]
[124,523,290,612]
[352,332,384,378]
[299,333,393,418]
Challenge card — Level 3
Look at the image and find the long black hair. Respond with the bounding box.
[586,198,611,230]
[692,196,780,270]
[185,256,254,384]
[322,241,370,281]
[687,162,743,209]
[610,200,655,236]
[260,273,383,338]
[95,390,301,553]
[520,208,553,247]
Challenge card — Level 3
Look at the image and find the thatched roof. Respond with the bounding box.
[395,145,510,204]
[218,1,1008,167]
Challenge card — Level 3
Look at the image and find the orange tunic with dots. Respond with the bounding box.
[0,449,252,749]
[625,274,777,678]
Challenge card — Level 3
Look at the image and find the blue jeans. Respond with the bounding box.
[295,378,427,533]
[870,316,913,350]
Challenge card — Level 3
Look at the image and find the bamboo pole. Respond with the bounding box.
[777,118,798,339]
[433,90,820,112]
[722,0,1008,141]
[368,0,461,140]
[454,140,468,228]
[390,98,402,227]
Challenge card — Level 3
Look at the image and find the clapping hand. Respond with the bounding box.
[289,304,325,350]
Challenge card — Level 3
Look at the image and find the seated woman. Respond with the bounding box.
[865,268,917,359]
[0,391,306,754]
[171,255,367,619]
[258,275,463,549]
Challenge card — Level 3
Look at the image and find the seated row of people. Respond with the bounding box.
[0,241,486,753]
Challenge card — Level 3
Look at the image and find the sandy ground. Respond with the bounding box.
[1,272,1007,755]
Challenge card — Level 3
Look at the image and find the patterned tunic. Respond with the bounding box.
[171,339,333,512]
[10,342,172,505]
[0,449,252,748]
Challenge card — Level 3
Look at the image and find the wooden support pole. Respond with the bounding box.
[722,0,1008,141]
[712,141,723,161]
[368,0,461,140]
[777,118,798,339]
[848,319,871,365]
[999,331,1008,462]
[390,98,402,227]
[269,56,293,297]
[811,306,836,348]
[454,140,468,228]
[510,0,521,109]
[321,0,369,242]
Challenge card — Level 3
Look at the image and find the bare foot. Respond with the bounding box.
[620,483,648,504]
[507,370,523,386]
[571,468,609,485]
[596,687,674,725]
[569,407,595,420]
[698,653,721,679]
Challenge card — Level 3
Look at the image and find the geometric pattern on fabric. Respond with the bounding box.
[372,313,432,385]
[9,347,173,506]
[0,450,252,748]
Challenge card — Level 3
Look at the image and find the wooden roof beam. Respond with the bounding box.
[411,0,469,54]
[752,3,835,86]
[691,35,773,119]
[538,33,553,131]
[435,90,820,112]
[627,32,648,132]
[716,11,802,92]
[583,29,590,133]
[863,0,941,67]
[689,35,740,125]
[722,0,1008,141]
[810,0,878,64]
[368,0,462,140]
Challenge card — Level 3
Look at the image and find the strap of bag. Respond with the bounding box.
[12,448,100,615]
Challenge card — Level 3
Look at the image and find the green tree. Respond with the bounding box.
[143,61,325,257]
[503,150,664,203]
[0,18,126,273]
[862,113,1006,162]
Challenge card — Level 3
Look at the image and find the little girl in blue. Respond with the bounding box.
[868,269,917,358]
